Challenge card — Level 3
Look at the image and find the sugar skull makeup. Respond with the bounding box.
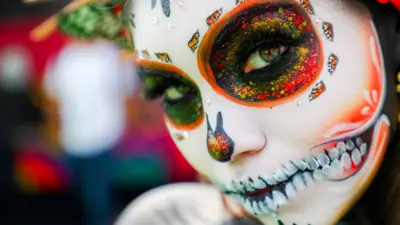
[131,0,390,224]
[200,4,321,104]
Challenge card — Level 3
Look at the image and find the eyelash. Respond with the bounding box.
[204,4,320,103]
[142,78,191,101]
[140,69,204,129]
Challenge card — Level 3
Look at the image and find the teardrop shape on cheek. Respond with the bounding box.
[206,112,235,162]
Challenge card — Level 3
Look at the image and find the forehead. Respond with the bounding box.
[131,0,368,73]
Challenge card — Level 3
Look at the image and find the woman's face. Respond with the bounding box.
[131,0,390,224]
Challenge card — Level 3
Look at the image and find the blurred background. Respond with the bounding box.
[0,1,197,224]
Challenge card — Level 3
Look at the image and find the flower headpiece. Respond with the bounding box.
[30,0,134,52]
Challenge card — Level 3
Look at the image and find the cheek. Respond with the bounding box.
[166,121,213,175]
[320,26,384,140]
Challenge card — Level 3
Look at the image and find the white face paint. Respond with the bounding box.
[131,0,389,224]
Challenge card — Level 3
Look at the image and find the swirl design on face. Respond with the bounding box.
[198,2,323,107]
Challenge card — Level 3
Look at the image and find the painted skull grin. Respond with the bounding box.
[132,0,390,223]
[222,115,385,216]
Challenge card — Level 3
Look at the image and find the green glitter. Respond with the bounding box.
[142,71,204,126]
[57,1,134,51]
[278,7,283,13]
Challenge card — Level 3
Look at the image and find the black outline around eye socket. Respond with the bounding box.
[137,60,205,130]
[197,0,324,108]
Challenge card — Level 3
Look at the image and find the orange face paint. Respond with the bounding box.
[137,60,205,131]
[197,0,324,108]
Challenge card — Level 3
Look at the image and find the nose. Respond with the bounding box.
[230,131,266,162]
[206,112,266,163]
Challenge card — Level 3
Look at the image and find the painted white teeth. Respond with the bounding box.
[245,199,254,214]
[258,202,270,213]
[283,162,298,176]
[360,143,367,155]
[355,137,363,147]
[328,147,339,160]
[341,153,352,169]
[227,137,370,217]
[306,157,319,170]
[321,165,331,176]
[285,182,297,198]
[313,169,324,180]
[263,174,277,185]
[235,182,244,193]
[230,195,245,204]
[230,139,368,194]
[272,191,288,205]
[293,160,308,171]
[253,177,267,189]
[303,172,314,186]
[351,149,362,165]
[245,181,255,192]
[317,152,330,166]
[330,159,343,176]
[337,142,346,153]
[229,182,237,193]
[265,196,278,211]
[273,169,287,182]
[293,174,306,191]
[346,140,355,150]
[252,201,261,215]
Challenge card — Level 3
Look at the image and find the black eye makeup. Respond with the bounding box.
[138,62,204,129]
[199,3,322,104]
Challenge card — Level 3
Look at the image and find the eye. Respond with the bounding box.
[243,45,290,73]
[200,4,321,104]
[164,86,185,101]
[139,66,204,129]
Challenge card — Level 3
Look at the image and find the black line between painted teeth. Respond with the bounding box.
[225,126,373,199]
[277,221,311,225]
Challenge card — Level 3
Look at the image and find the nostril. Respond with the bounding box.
[230,132,267,162]
[230,150,261,163]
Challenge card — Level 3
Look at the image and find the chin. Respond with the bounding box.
[220,114,390,220]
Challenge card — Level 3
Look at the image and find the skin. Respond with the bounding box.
[128,0,390,224]
[115,183,245,225]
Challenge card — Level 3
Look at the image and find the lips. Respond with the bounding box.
[223,115,386,216]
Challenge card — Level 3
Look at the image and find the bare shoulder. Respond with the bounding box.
[115,182,243,225]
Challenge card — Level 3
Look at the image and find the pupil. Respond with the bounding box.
[260,46,283,63]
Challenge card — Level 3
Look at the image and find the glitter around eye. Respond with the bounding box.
[139,61,204,130]
[205,4,321,103]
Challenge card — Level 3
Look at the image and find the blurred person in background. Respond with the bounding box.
[0,45,43,223]
[44,40,136,225]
